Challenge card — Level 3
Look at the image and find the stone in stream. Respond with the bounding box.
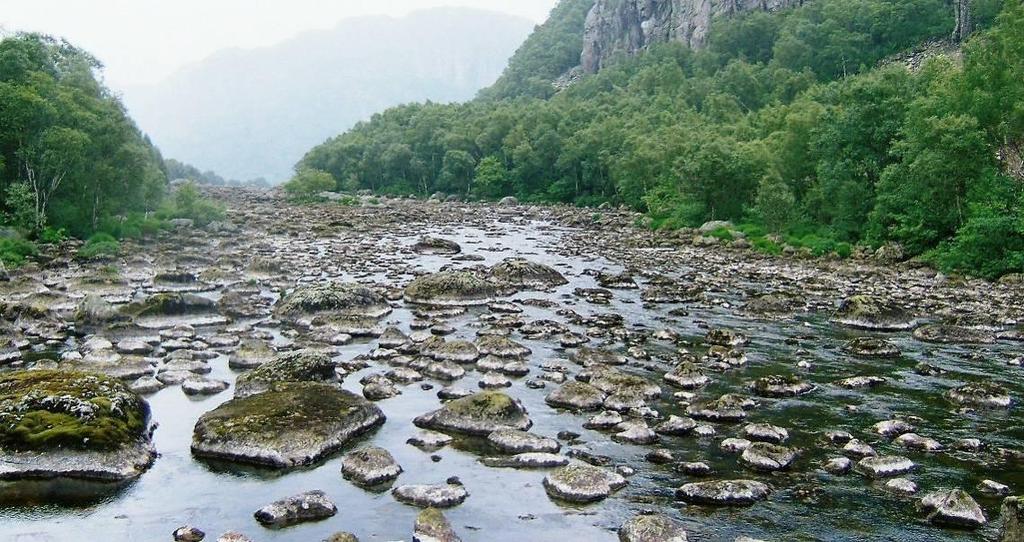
[478,371,512,389]
[341,446,403,487]
[228,339,276,370]
[404,271,498,306]
[413,391,532,436]
[379,326,411,348]
[742,423,789,444]
[130,375,164,395]
[979,480,1011,496]
[743,292,803,317]
[854,456,915,478]
[655,415,697,436]
[274,283,392,326]
[823,457,852,475]
[392,484,469,508]
[423,361,466,381]
[570,346,626,367]
[324,533,360,542]
[843,337,901,358]
[181,376,229,396]
[612,421,659,445]
[413,237,461,255]
[913,324,995,344]
[191,382,384,469]
[585,410,624,430]
[546,381,607,411]
[488,257,568,290]
[253,490,337,527]
[919,489,987,528]
[75,294,129,326]
[0,370,156,482]
[705,329,748,347]
[407,430,453,451]
[413,507,462,542]
[543,462,628,503]
[121,292,219,320]
[618,513,688,542]
[421,338,479,363]
[946,382,1013,408]
[749,375,815,398]
[362,375,401,401]
[597,271,638,289]
[475,335,531,359]
[873,419,915,438]
[480,452,569,469]
[837,376,886,389]
[885,478,919,495]
[686,394,752,423]
[1001,496,1024,542]
[676,480,771,506]
[234,350,336,398]
[843,439,878,458]
[895,433,944,452]
[173,525,205,541]
[216,532,254,542]
[664,360,710,389]
[487,429,560,454]
[831,295,916,331]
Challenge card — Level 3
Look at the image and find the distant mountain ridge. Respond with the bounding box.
[122,8,535,182]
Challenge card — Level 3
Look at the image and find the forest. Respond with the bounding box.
[297,0,1023,278]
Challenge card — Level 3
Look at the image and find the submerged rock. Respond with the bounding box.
[920,489,987,528]
[253,490,337,527]
[749,375,815,398]
[0,370,155,482]
[404,271,498,306]
[413,507,462,542]
[393,484,468,508]
[844,337,901,358]
[543,462,627,503]
[676,480,771,506]
[618,513,688,542]
[341,446,403,487]
[191,382,384,469]
[832,295,915,331]
[413,392,531,435]
[913,324,995,344]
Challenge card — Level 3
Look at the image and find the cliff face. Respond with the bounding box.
[581,0,804,72]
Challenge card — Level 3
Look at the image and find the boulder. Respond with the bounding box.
[488,258,568,290]
[253,490,336,527]
[545,381,607,411]
[843,337,901,358]
[234,350,336,398]
[404,271,498,306]
[1000,496,1023,542]
[832,295,915,331]
[676,480,771,506]
[413,237,461,255]
[854,456,915,478]
[413,392,531,436]
[618,513,688,542]
[393,484,468,508]
[414,507,462,542]
[920,489,987,528]
[487,429,560,454]
[341,446,403,487]
[543,462,627,503]
[914,324,995,344]
[946,382,1013,408]
[191,382,384,469]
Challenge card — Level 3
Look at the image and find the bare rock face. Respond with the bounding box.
[580,0,804,73]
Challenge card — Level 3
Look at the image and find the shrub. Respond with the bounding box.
[0,237,37,267]
[284,169,336,201]
[77,233,120,260]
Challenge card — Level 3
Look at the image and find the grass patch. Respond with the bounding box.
[77,233,121,260]
[0,237,37,267]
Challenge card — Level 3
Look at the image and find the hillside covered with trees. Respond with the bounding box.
[298,0,1023,278]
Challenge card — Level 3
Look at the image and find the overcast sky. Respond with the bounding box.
[0,0,558,90]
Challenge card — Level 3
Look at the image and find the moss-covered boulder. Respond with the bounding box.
[404,271,498,306]
[191,382,384,469]
[413,391,531,436]
[488,258,568,290]
[121,293,217,318]
[234,350,336,398]
[414,507,462,542]
[832,295,916,331]
[0,370,155,481]
[275,283,392,326]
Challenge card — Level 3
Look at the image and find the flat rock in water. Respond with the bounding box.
[481,452,568,469]
[831,295,915,331]
[253,490,337,527]
[545,381,607,411]
[234,350,336,398]
[855,456,915,478]
[676,480,771,506]
[740,443,797,472]
[543,462,627,503]
[191,382,384,469]
[413,392,531,436]
[342,446,403,487]
[618,513,688,542]
[486,429,560,454]
[392,484,468,508]
[413,507,462,542]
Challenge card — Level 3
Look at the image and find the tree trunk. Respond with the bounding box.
[952,0,972,43]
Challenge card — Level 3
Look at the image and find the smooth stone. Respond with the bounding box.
[253,490,337,527]
[885,478,919,495]
[543,462,627,503]
[341,446,403,487]
[487,429,560,454]
[855,456,915,478]
[392,484,469,508]
[676,480,771,506]
[740,443,797,472]
[480,452,569,469]
[413,507,462,542]
[181,376,229,396]
[413,392,531,436]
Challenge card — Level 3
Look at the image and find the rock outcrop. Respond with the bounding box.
[580,0,804,73]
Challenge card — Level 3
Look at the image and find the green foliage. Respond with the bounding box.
[0,33,168,238]
[77,232,120,260]
[283,169,337,201]
[297,0,1023,278]
[0,237,37,267]
[155,181,224,226]
[38,226,66,244]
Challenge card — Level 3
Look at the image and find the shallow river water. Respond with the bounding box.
[2,209,1021,542]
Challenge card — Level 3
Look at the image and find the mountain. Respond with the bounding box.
[121,8,535,183]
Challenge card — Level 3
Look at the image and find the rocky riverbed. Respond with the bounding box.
[1,188,1022,541]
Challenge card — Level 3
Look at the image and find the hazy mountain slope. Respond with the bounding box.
[122,8,535,182]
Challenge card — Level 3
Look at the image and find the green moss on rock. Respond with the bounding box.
[0,370,149,451]
[404,271,498,306]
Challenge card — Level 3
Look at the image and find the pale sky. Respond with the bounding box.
[0,0,558,90]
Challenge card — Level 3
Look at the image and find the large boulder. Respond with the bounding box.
[832,295,916,331]
[488,258,568,290]
[404,271,498,306]
[946,382,1013,409]
[1001,496,1023,542]
[413,392,531,436]
[413,237,461,255]
[920,489,987,528]
[234,350,336,398]
[191,382,384,469]
[0,370,155,481]
[276,283,391,326]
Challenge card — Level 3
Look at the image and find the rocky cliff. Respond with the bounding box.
[580,0,804,72]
